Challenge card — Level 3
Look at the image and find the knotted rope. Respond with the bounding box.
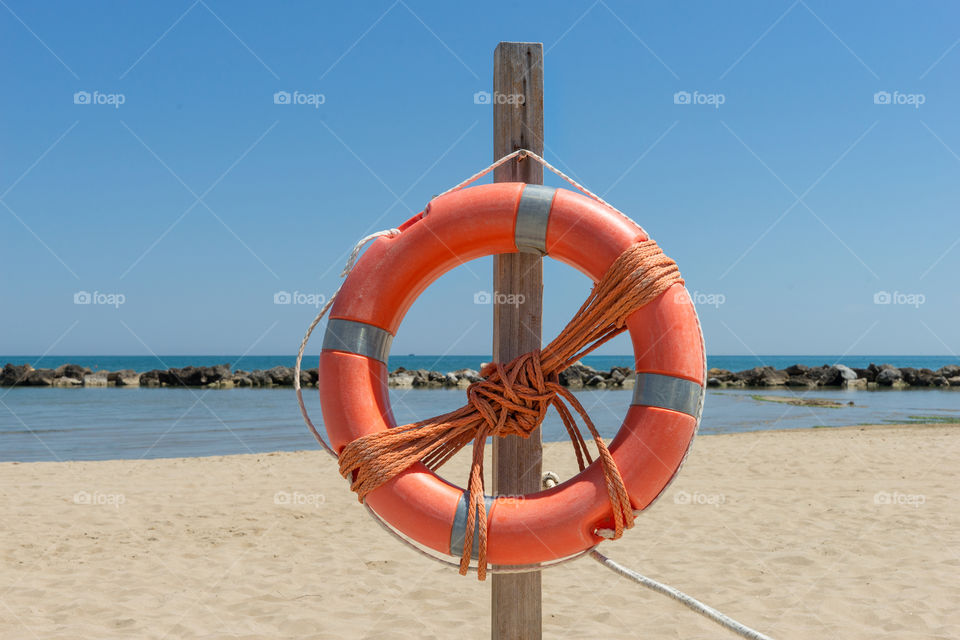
[337,239,683,579]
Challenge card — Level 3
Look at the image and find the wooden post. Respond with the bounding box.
[491,41,544,640]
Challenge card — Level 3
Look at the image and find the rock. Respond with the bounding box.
[558,368,583,388]
[932,376,949,387]
[620,375,635,390]
[707,368,735,382]
[912,369,937,387]
[55,364,91,380]
[109,370,141,387]
[736,366,787,386]
[140,370,163,387]
[298,370,314,387]
[233,376,253,387]
[452,368,482,383]
[842,378,867,390]
[52,377,82,387]
[83,372,110,387]
[609,367,628,385]
[388,372,415,388]
[937,364,960,378]
[853,367,874,382]
[948,376,960,387]
[820,365,857,386]
[266,366,294,386]
[899,367,919,385]
[24,369,57,386]
[443,373,459,387]
[1,363,33,386]
[876,367,902,386]
[707,377,722,387]
[784,364,809,377]
[249,370,273,387]
[785,376,817,388]
[585,374,606,388]
[412,370,436,388]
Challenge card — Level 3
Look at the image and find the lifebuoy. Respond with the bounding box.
[319,182,705,566]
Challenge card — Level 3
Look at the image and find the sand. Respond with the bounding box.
[1,424,957,639]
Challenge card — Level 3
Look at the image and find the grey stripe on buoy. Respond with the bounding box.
[631,373,702,417]
[449,492,496,560]
[321,318,393,364]
[514,184,556,254]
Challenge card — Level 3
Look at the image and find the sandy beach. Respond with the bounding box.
[1,424,957,639]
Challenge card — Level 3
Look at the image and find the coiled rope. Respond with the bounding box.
[294,150,775,638]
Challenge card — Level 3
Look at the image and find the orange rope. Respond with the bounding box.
[337,239,683,579]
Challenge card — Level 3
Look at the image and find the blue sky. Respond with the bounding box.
[1,1,958,357]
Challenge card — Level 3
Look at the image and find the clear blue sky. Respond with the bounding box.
[1,1,958,357]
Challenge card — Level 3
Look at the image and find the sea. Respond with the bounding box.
[1,355,957,463]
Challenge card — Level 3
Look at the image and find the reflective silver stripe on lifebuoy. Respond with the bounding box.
[514,184,556,254]
[321,318,393,364]
[449,491,496,559]
[631,373,702,417]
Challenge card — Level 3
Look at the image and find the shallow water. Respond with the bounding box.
[0,386,956,463]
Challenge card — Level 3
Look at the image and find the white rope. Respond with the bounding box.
[434,148,648,237]
[588,551,776,640]
[294,228,400,459]
[538,473,774,640]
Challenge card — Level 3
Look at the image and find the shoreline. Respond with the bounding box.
[2,422,953,467]
[3,360,959,390]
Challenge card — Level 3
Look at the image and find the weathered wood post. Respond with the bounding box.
[491,41,544,640]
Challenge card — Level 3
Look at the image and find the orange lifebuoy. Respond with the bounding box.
[319,182,705,566]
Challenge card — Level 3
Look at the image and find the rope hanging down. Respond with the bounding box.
[338,239,682,580]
